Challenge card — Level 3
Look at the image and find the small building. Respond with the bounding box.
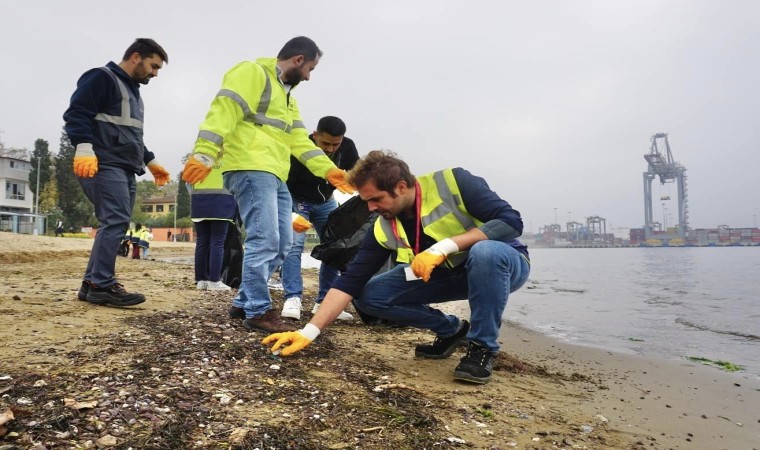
[0,155,42,233]
[140,196,176,218]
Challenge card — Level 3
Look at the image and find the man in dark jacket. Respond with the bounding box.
[64,38,170,307]
[280,116,359,320]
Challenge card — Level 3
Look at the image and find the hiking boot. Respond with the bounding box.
[243,309,297,333]
[207,280,232,291]
[85,283,145,307]
[453,341,496,384]
[415,320,470,359]
[196,280,208,290]
[228,306,246,320]
[77,281,90,301]
[281,297,302,320]
[311,303,354,321]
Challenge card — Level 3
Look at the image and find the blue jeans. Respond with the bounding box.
[354,241,530,352]
[282,196,339,302]
[194,220,230,282]
[224,171,292,317]
[78,166,136,288]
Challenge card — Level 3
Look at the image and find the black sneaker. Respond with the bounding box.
[453,341,495,384]
[229,306,246,320]
[85,283,145,307]
[415,320,470,359]
[77,281,90,301]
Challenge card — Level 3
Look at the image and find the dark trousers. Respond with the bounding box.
[194,220,229,282]
[78,166,136,288]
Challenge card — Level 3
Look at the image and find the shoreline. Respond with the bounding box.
[440,299,760,449]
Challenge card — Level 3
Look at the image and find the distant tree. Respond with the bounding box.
[39,176,63,235]
[55,130,95,229]
[136,179,161,202]
[176,171,191,218]
[29,138,53,208]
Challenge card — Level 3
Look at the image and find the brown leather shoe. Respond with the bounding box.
[242,309,297,333]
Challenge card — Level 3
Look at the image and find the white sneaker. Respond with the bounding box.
[281,297,302,320]
[267,278,284,291]
[311,303,354,321]
[207,280,232,291]
[196,281,208,290]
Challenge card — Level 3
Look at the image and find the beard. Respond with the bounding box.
[282,66,303,86]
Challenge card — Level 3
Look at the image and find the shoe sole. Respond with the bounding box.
[85,294,146,307]
[242,320,296,333]
[414,337,468,360]
[280,310,301,320]
[453,370,491,384]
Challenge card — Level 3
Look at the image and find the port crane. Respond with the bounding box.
[643,133,688,239]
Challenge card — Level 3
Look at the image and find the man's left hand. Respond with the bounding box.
[326,168,355,195]
[410,238,459,282]
[147,160,170,186]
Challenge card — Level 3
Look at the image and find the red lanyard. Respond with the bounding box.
[389,180,422,255]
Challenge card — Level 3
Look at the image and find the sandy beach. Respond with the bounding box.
[0,232,758,449]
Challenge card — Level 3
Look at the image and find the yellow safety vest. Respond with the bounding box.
[192,57,335,182]
[373,169,483,267]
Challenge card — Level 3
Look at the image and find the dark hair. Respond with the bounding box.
[277,36,322,62]
[348,150,416,198]
[316,116,346,137]
[122,38,169,63]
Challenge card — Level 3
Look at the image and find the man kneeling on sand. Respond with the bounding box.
[263,150,530,384]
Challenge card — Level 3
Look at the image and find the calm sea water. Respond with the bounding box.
[505,247,760,378]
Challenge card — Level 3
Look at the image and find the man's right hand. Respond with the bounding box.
[292,215,313,233]
[73,143,98,178]
[181,153,215,184]
[261,324,321,356]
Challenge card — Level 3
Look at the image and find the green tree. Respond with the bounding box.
[55,130,95,229]
[176,172,191,218]
[39,175,63,234]
[29,138,52,207]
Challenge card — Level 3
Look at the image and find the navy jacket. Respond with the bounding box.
[332,168,528,297]
[63,61,155,175]
[286,136,359,204]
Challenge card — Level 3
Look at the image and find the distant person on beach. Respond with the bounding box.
[191,160,236,291]
[131,223,144,260]
[64,38,170,307]
[139,227,153,260]
[264,150,530,384]
[55,219,64,237]
[280,116,359,321]
[181,36,354,333]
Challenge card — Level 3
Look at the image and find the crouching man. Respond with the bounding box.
[263,150,530,384]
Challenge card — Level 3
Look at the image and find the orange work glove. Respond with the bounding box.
[325,168,355,195]
[72,143,98,178]
[181,153,215,184]
[410,238,459,282]
[262,323,321,356]
[292,213,313,233]
[147,159,170,186]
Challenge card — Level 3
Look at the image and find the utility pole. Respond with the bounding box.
[33,155,41,235]
[173,193,178,241]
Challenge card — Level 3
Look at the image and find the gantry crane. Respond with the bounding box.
[643,133,688,238]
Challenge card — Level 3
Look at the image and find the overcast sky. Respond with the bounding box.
[2,0,759,231]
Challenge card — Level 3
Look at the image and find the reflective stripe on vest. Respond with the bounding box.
[375,169,481,267]
[94,67,143,129]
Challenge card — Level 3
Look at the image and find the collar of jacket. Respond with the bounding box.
[106,61,141,90]
[256,57,298,92]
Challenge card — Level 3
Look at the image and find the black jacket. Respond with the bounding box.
[287,136,359,203]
